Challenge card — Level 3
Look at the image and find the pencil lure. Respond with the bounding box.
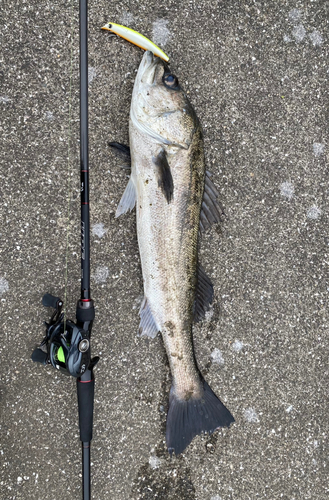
[101,22,170,62]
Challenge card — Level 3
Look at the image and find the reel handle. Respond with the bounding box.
[42,293,63,309]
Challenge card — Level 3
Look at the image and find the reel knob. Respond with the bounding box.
[42,293,63,309]
[31,348,48,365]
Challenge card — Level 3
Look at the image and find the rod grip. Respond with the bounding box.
[77,370,95,443]
[42,293,62,309]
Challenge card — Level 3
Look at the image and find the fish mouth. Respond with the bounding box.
[137,51,162,87]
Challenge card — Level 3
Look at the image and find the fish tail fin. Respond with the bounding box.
[166,380,234,455]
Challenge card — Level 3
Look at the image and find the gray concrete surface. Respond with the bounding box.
[1,0,328,499]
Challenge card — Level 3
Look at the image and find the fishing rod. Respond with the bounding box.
[31,0,99,498]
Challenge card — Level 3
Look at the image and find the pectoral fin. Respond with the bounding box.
[152,149,174,203]
[115,176,136,217]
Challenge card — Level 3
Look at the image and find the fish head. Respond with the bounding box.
[131,51,199,149]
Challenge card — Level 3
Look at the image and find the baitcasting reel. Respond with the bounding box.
[32,293,98,378]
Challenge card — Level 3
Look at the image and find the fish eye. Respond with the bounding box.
[163,73,179,90]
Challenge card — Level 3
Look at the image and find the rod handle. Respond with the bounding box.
[77,369,95,442]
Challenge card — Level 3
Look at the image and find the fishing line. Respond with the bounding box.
[63,0,75,331]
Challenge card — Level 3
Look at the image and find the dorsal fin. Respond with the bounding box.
[200,171,224,232]
[108,142,131,169]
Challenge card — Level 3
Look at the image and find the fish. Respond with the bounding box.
[102,22,169,62]
[111,51,234,455]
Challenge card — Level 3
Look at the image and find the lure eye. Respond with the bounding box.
[163,73,179,90]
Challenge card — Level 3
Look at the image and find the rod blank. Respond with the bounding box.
[80,0,91,300]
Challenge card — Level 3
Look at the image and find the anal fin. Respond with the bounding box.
[194,264,214,322]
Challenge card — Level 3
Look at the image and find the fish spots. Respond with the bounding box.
[280,181,294,200]
[243,407,259,423]
[93,266,109,283]
[0,277,9,297]
[92,223,107,238]
[171,352,183,360]
[232,340,244,352]
[286,405,294,413]
[307,205,321,220]
[183,388,194,401]
[164,321,175,337]
[152,19,170,47]
[88,67,97,84]
[313,143,325,157]
[210,348,224,366]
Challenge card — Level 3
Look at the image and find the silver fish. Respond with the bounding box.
[113,51,234,454]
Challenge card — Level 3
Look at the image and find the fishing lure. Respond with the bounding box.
[102,22,170,62]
